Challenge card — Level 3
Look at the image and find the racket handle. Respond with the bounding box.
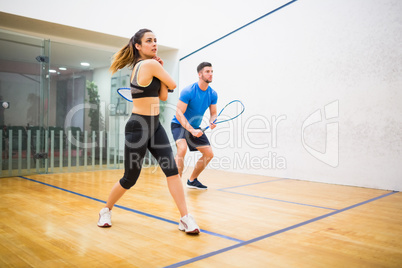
[202,119,217,132]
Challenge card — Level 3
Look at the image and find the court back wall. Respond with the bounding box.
[178,0,402,191]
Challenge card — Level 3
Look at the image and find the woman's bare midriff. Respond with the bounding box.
[131,97,160,116]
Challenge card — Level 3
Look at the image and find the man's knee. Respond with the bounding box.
[175,140,187,157]
[202,149,214,160]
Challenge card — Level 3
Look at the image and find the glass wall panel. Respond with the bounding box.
[47,41,123,173]
[0,30,49,176]
[0,29,125,177]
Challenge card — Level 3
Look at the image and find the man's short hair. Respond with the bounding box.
[197,62,212,73]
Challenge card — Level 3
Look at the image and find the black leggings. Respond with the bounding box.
[120,113,179,189]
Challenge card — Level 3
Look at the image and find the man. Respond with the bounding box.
[171,62,218,189]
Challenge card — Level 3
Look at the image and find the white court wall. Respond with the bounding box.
[177,0,296,58]
[179,0,402,191]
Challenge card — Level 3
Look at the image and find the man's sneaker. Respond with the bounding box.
[187,178,207,190]
[97,207,112,227]
[179,214,200,234]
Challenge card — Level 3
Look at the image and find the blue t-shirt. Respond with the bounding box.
[172,82,218,128]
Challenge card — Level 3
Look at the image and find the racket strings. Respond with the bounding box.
[215,100,245,124]
[202,100,245,132]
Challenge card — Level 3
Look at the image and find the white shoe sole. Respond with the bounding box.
[97,223,112,228]
[186,184,208,190]
[179,226,200,234]
[179,221,200,234]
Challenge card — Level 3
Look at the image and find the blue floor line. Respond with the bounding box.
[220,189,337,211]
[113,203,244,243]
[217,178,337,211]
[217,178,288,191]
[164,190,399,268]
[18,176,244,243]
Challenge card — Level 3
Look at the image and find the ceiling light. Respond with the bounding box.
[49,69,57,73]
[59,67,67,70]
[81,62,90,67]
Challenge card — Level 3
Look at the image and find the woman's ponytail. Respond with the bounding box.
[109,29,152,74]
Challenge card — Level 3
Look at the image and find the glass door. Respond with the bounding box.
[1,29,124,177]
[0,30,50,177]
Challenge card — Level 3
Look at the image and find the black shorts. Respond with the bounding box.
[171,122,210,152]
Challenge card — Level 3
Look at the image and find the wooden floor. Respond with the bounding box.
[0,167,401,267]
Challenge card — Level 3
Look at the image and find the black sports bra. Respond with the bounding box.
[130,61,160,99]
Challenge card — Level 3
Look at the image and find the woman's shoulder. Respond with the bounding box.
[139,58,159,67]
[138,59,163,73]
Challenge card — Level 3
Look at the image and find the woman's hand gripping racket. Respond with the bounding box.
[201,100,245,132]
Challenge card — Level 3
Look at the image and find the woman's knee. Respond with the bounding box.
[119,176,138,189]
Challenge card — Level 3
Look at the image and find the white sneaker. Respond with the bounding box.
[97,207,112,227]
[179,214,200,234]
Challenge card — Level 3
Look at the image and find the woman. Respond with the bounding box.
[97,29,199,234]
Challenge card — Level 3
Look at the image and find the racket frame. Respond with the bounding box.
[117,87,133,102]
[201,100,245,132]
